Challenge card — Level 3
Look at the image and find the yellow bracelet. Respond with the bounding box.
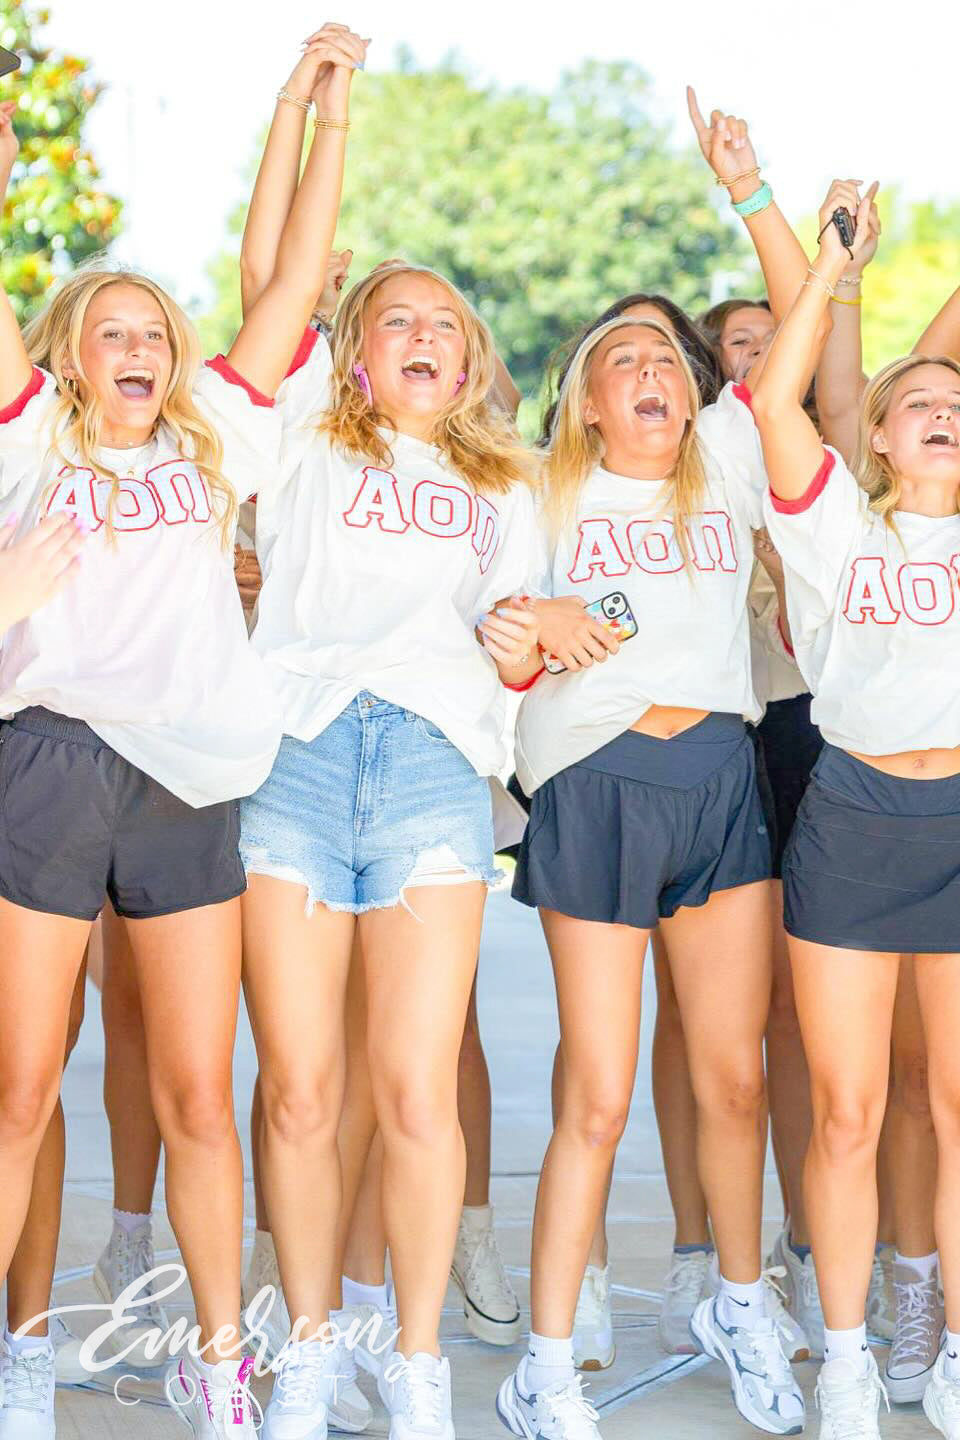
[314,117,351,131]
[277,88,312,113]
[831,294,862,307]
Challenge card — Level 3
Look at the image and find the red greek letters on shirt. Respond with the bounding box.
[342,468,501,572]
[45,460,213,533]
[567,511,738,583]
[843,555,960,627]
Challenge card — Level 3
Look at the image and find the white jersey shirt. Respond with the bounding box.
[749,563,807,709]
[515,383,767,794]
[252,330,543,777]
[764,446,960,755]
[0,359,283,806]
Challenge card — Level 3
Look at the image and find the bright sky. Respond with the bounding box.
[49,0,960,309]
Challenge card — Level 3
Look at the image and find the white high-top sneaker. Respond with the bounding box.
[165,1353,259,1438]
[451,1205,521,1346]
[92,1218,171,1367]
[572,1266,614,1371]
[815,1354,888,1439]
[658,1248,714,1354]
[0,1341,56,1439]
[378,1352,454,1439]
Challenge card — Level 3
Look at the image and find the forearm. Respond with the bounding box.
[816,286,865,463]
[914,286,960,360]
[754,260,842,417]
[240,94,310,318]
[728,175,807,326]
[271,122,346,304]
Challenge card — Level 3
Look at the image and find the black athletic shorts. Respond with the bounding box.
[513,712,771,929]
[0,707,246,921]
[755,694,824,878]
[784,744,960,954]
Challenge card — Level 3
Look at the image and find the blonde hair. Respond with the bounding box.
[854,354,960,527]
[318,263,534,496]
[22,266,236,544]
[543,316,706,565]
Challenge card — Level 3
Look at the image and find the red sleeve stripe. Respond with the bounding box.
[732,381,753,412]
[0,367,44,424]
[286,326,320,379]
[503,665,545,692]
[777,613,795,658]
[204,355,274,408]
[768,448,835,515]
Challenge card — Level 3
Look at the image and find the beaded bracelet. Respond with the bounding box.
[314,117,351,131]
[732,182,773,218]
[803,267,836,299]
[277,88,312,113]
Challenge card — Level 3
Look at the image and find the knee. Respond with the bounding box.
[696,1062,767,1124]
[563,1080,632,1152]
[378,1076,458,1149]
[812,1095,883,1165]
[259,1073,342,1148]
[0,1072,59,1146]
[153,1074,237,1149]
[892,1050,933,1123]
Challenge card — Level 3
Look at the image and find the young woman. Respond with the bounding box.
[234,36,545,1440]
[0,23,349,1431]
[752,180,960,1439]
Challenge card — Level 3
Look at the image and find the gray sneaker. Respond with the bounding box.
[884,1258,944,1403]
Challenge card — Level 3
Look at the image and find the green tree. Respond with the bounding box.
[200,58,746,401]
[0,0,121,321]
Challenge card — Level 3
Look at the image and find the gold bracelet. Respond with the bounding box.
[717,165,761,189]
[314,117,351,131]
[277,88,312,113]
[803,267,836,299]
[831,294,862,307]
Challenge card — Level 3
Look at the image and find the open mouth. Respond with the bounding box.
[635,393,668,421]
[114,369,155,400]
[400,355,439,382]
[922,429,958,448]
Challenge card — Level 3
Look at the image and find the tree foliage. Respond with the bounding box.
[0,0,121,321]
[201,59,746,397]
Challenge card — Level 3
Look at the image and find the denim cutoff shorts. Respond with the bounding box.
[240,692,499,914]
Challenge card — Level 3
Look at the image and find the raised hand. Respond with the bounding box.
[314,247,353,325]
[302,22,369,116]
[686,87,758,187]
[0,512,86,632]
[816,179,875,269]
[283,23,368,107]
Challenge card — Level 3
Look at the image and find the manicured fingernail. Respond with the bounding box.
[357,61,365,70]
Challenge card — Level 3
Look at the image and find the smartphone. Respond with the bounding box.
[543,591,638,675]
[832,207,855,251]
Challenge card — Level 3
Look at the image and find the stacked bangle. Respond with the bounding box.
[836,276,862,287]
[717,165,761,189]
[277,88,312,113]
[314,117,351,132]
[732,182,773,218]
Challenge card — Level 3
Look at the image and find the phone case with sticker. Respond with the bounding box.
[542,591,638,674]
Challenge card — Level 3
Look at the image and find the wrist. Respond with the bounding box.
[727,173,764,206]
[812,251,848,286]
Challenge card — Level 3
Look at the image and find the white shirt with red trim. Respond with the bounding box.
[749,564,807,709]
[252,329,543,777]
[764,446,960,755]
[515,382,768,794]
[0,360,284,806]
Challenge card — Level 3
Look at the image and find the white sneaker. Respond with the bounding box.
[690,1296,804,1434]
[658,1249,714,1355]
[92,1218,171,1368]
[241,1230,291,1365]
[340,1295,398,1381]
[263,1339,345,1440]
[866,1246,896,1342]
[451,1206,521,1347]
[884,1259,944,1402]
[815,1354,888,1439]
[377,1352,454,1439]
[572,1266,614,1371]
[326,1318,372,1433]
[165,1354,259,1437]
[50,1317,91,1386]
[0,1343,56,1439]
[496,1363,601,1438]
[923,1349,960,1437]
[763,1266,812,1363]
[767,1228,823,1359]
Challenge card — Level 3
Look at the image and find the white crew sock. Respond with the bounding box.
[4,1327,52,1356]
[342,1274,390,1310]
[823,1323,871,1373]
[716,1274,767,1330]
[895,1249,938,1281]
[113,1208,151,1236]
[944,1329,960,1381]
[522,1331,575,1393]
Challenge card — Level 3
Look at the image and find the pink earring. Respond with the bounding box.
[353,364,373,404]
[455,371,467,392]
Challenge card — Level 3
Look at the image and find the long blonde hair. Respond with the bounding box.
[23,266,236,544]
[854,354,960,527]
[318,263,534,496]
[544,316,706,565]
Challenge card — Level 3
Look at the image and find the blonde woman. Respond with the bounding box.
[0,27,356,1434]
[754,183,960,1439]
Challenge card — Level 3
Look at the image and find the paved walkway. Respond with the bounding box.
[29,888,922,1436]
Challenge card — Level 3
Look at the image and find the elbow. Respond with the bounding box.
[749,384,791,428]
[239,254,271,311]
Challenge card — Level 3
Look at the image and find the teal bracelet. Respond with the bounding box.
[733,182,773,218]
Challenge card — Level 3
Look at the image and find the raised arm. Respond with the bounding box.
[913,285,960,361]
[816,181,880,463]
[751,187,874,500]
[0,103,34,408]
[687,89,807,380]
[226,24,367,397]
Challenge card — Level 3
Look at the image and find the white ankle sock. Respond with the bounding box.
[113,1208,150,1236]
[342,1275,390,1310]
[823,1323,871,1372]
[4,1327,52,1356]
[460,1203,493,1230]
[523,1332,574,1393]
[895,1249,938,1281]
[716,1275,766,1329]
[945,1330,960,1381]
